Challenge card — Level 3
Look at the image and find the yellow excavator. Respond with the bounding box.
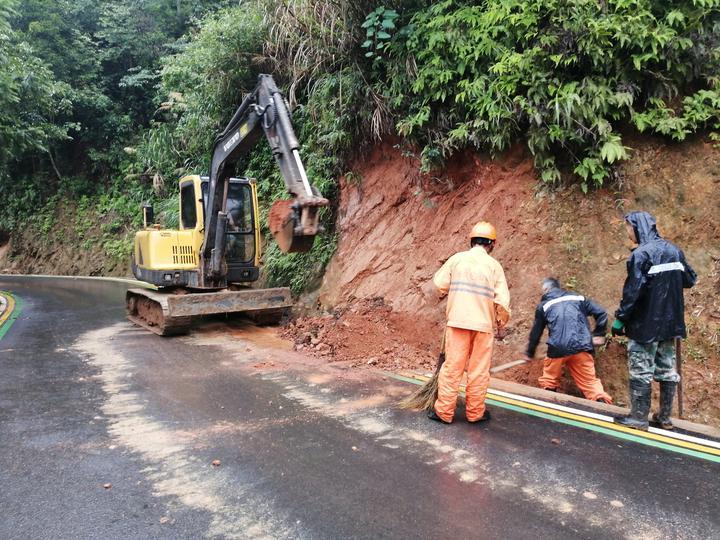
[126,74,328,335]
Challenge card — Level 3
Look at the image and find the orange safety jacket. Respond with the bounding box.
[433,246,511,333]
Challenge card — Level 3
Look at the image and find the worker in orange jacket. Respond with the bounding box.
[429,221,511,424]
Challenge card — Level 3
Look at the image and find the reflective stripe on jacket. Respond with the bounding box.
[615,211,697,343]
[433,246,511,333]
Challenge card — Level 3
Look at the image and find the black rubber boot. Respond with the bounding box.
[427,409,451,424]
[652,381,677,430]
[468,409,491,424]
[616,380,651,431]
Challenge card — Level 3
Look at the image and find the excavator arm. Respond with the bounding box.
[201,74,328,287]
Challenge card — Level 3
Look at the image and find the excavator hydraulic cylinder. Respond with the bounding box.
[210,212,228,278]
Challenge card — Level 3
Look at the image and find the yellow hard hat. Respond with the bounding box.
[469,221,497,241]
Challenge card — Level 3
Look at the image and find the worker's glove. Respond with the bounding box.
[610,320,625,337]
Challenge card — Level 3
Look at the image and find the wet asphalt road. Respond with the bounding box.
[0,276,719,540]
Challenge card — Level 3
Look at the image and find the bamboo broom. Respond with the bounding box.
[398,330,446,411]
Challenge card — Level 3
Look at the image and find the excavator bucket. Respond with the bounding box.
[269,200,316,253]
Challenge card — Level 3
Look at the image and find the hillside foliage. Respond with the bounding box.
[1,0,719,290]
[391,0,720,189]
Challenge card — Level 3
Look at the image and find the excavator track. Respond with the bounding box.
[126,287,292,336]
[126,290,192,336]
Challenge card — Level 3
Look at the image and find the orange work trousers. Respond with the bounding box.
[434,326,493,423]
[538,352,612,403]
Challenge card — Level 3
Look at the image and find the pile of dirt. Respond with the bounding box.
[282,297,440,371]
[284,136,720,425]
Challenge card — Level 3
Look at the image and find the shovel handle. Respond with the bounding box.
[490,358,531,374]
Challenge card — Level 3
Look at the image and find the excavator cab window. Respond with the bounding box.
[225,183,255,264]
[180,182,197,229]
[200,179,255,264]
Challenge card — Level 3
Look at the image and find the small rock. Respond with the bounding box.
[159,516,170,524]
[583,491,598,500]
[366,357,378,365]
[551,438,561,445]
[103,483,112,489]
[351,446,358,451]
[211,459,221,467]
[310,337,321,346]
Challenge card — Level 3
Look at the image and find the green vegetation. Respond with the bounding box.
[1,0,719,290]
[390,0,720,190]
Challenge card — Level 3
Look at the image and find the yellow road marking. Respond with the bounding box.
[489,393,720,456]
[0,292,15,327]
[403,372,720,456]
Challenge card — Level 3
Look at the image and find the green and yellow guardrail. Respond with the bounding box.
[391,372,720,464]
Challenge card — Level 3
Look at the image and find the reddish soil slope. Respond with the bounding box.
[286,137,720,426]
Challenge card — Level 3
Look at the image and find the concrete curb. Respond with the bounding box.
[488,377,720,440]
[398,370,720,441]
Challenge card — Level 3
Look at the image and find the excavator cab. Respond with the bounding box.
[199,176,261,284]
[132,175,261,288]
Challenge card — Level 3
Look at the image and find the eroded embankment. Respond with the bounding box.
[0,219,129,277]
[285,137,720,427]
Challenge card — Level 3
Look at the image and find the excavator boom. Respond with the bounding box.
[202,74,328,288]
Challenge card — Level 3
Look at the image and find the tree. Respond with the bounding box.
[0,0,72,229]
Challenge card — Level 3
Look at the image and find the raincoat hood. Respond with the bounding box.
[625,211,660,245]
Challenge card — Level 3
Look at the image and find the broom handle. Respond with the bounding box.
[435,327,447,370]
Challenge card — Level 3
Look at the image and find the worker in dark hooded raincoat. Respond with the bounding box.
[524,277,612,403]
[612,211,696,430]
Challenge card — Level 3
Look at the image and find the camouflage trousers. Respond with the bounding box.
[627,339,680,385]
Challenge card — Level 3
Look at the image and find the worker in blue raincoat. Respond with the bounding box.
[612,211,696,430]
